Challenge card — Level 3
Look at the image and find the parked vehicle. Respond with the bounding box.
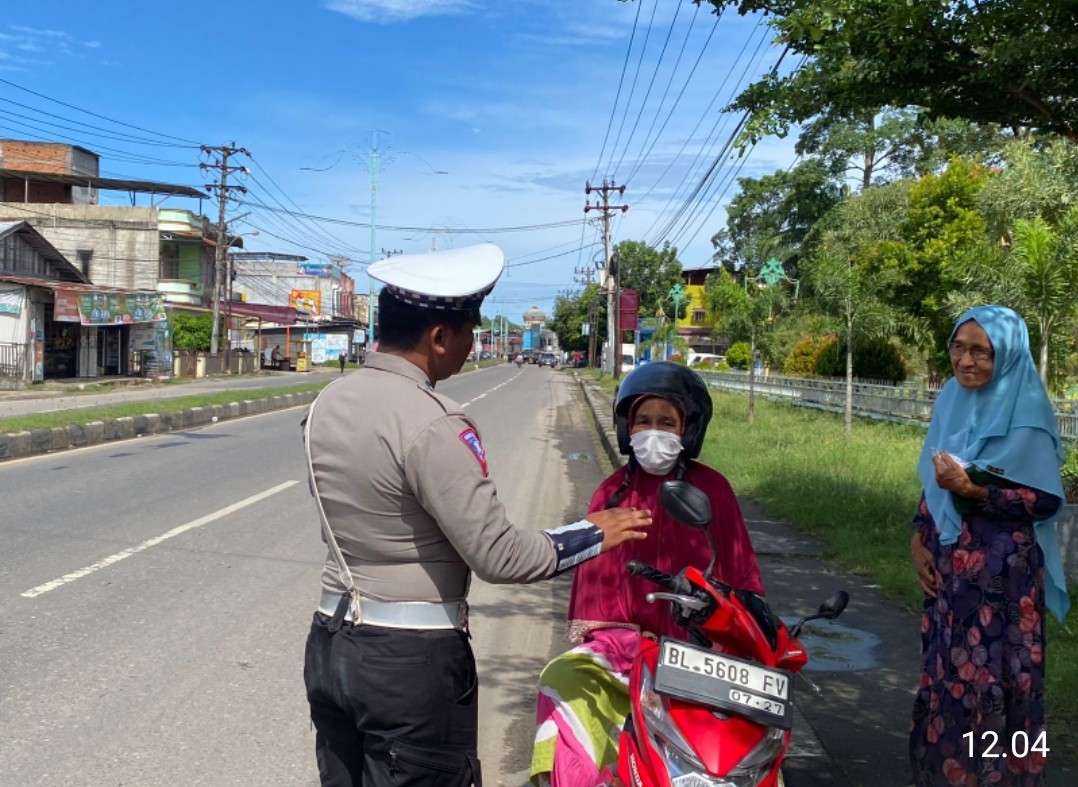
[538,352,557,368]
[688,352,726,368]
[599,480,849,787]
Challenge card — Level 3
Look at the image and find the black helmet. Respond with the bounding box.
[614,361,713,459]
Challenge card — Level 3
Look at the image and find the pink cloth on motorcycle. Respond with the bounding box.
[532,627,639,787]
[566,461,764,643]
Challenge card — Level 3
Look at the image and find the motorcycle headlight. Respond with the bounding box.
[638,664,785,787]
[729,726,786,779]
[639,665,746,787]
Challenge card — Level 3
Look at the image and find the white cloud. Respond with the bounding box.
[83,40,102,49]
[9,25,71,39]
[324,0,475,24]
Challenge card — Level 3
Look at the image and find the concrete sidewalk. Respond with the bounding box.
[574,372,923,787]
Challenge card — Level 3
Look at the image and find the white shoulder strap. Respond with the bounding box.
[304,384,359,614]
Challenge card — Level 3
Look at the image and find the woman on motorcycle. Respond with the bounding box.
[531,362,764,787]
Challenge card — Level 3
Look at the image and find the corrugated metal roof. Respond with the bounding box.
[0,167,207,198]
[0,274,158,293]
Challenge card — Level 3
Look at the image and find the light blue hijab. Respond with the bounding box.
[917,305,1069,622]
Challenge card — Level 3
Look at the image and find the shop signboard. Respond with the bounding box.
[290,289,322,317]
[0,283,23,315]
[54,290,166,324]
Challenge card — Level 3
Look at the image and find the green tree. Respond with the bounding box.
[711,159,841,278]
[614,240,685,320]
[802,186,908,434]
[171,313,214,351]
[977,138,1078,241]
[947,209,1078,391]
[711,0,1078,144]
[704,268,787,422]
[835,160,987,361]
[797,109,926,191]
[550,285,605,354]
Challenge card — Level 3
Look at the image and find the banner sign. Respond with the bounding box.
[0,283,23,315]
[290,289,322,316]
[619,289,639,337]
[54,290,166,324]
[297,263,331,277]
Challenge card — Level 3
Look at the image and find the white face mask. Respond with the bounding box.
[630,429,683,476]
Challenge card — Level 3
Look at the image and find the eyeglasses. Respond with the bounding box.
[947,341,994,362]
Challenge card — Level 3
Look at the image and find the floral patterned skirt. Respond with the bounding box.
[910,516,1048,786]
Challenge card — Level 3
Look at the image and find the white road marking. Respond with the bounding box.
[461,371,521,408]
[20,480,299,598]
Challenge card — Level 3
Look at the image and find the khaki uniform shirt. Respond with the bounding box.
[307,352,557,603]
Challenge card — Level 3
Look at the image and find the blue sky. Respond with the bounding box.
[0,0,797,320]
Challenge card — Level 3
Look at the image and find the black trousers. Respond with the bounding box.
[304,611,481,786]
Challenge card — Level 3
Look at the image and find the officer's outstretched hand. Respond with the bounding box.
[587,507,652,552]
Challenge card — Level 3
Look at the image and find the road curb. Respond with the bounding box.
[0,390,319,463]
[573,372,625,470]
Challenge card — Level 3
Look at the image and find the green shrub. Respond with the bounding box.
[815,336,908,383]
[784,335,832,377]
[171,313,214,351]
[1062,450,1078,504]
[726,342,752,370]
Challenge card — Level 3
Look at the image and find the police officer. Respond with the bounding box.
[302,243,651,786]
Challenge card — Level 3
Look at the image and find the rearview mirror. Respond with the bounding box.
[817,591,850,620]
[659,480,712,529]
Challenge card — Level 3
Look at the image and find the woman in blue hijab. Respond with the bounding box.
[909,305,1067,786]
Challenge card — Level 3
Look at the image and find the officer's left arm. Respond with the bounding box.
[404,415,559,583]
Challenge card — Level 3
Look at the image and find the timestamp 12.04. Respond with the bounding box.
[963,730,1048,759]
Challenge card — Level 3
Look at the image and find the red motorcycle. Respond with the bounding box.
[602,480,849,787]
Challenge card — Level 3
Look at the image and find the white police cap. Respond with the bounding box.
[369,243,504,311]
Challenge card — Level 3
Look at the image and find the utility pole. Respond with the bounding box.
[201,143,249,360]
[365,134,385,352]
[584,179,628,379]
[574,266,597,368]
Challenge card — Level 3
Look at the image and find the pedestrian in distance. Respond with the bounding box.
[302,242,652,786]
[338,350,346,374]
[531,362,765,786]
[909,305,1068,786]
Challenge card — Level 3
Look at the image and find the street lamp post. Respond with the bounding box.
[360,136,448,353]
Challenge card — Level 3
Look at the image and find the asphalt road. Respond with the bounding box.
[0,363,607,786]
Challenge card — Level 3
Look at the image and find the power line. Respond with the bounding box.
[589,0,645,184]
[0,96,199,149]
[0,76,202,146]
[642,29,776,244]
[624,4,720,185]
[246,156,365,254]
[506,241,602,268]
[610,0,683,180]
[603,0,661,179]
[229,199,586,234]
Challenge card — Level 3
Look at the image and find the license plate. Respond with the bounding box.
[654,638,793,729]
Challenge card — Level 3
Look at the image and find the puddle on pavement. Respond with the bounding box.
[781,618,881,671]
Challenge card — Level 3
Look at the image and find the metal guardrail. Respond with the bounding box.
[697,370,1078,441]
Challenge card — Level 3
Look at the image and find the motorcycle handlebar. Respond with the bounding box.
[626,560,676,590]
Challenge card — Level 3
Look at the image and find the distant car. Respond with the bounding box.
[538,352,557,368]
[688,352,726,368]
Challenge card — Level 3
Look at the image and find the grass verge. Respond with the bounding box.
[0,381,330,433]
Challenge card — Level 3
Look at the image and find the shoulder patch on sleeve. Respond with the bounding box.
[458,428,489,477]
